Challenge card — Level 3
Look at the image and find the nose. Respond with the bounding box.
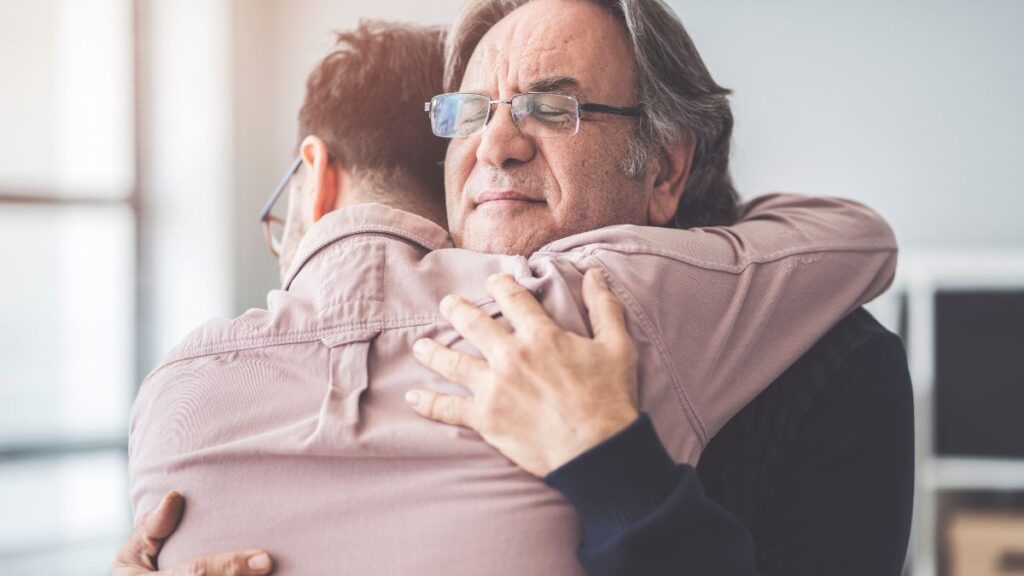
[475,102,536,168]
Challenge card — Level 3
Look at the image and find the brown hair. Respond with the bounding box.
[445,0,739,229]
[298,20,448,203]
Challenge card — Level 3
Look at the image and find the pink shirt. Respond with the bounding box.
[129,193,897,575]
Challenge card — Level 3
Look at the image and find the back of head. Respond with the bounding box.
[299,21,448,213]
[445,0,739,229]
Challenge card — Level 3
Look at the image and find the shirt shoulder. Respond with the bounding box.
[148,290,323,373]
[533,193,896,275]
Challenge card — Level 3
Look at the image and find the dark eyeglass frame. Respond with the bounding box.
[424,91,642,138]
[259,156,302,258]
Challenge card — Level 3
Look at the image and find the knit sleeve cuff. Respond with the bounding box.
[543,413,682,540]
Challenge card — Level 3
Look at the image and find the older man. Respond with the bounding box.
[413,1,912,575]
[117,3,911,576]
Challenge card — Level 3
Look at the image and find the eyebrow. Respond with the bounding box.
[527,75,583,95]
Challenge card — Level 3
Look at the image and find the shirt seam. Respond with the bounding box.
[537,240,896,275]
[152,315,442,373]
[591,253,709,446]
[283,225,446,290]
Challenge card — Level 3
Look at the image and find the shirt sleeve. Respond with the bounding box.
[577,193,898,452]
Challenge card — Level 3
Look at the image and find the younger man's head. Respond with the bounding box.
[278,21,448,279]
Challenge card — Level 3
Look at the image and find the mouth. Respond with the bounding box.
[474,190,545,207]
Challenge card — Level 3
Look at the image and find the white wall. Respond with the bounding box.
[672,0,1024,249]
[228,0,1024,312]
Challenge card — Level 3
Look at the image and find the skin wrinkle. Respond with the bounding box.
[445,0,660,256]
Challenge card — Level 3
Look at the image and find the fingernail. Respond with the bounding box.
[440,294,456,313]
[405,390,421,407]
[591,268,608,288]
[413,338,430,358]
[158,491,179,512]
[247,552,272,572]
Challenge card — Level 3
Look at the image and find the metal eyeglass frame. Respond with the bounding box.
[424,92,642,138]
[259,156,302,258]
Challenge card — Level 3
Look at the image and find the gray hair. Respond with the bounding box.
[444,0,739,228]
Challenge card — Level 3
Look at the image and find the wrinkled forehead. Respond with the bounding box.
[459,0,635,102]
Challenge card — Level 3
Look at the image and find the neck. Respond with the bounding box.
[343,173,447,230]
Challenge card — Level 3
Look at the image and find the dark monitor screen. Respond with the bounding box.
[935,290,1024,459]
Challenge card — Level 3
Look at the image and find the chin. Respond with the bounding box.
[455,228,544,255]
[465,238,534,256]
[456,211,557,255]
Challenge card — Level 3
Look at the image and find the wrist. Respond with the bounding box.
[544,413,681,543]
[548,408,640,474]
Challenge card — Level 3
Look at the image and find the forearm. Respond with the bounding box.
[577,194,897,448]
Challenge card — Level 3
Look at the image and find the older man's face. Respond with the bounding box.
[444,0,656,255]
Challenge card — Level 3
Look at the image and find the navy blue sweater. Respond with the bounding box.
[544,308,915,575]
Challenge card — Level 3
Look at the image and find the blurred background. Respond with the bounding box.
[1,0,1021,574]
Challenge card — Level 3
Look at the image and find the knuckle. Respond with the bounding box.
[617,342,639,365]
[499,342,530,367]
[421,392,439,418]
[441,398,462,423]
[480,397,504,422]
[463,307,490,332]
[449,353,467,380]
[433,353,450,378]
[477,417,496,437]
[185,559,209,576]
[476,405,500,435]
[222,558,244,576]
[521,322,556,342]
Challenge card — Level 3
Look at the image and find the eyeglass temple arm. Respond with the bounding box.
[425,98,641,116]
[579,103,642,117]
[260,156,303,222]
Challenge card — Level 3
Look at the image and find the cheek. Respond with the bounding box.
[444,144,472,204]
[538,141,588,208]
[445,140,478,189]
[547,134,647,226]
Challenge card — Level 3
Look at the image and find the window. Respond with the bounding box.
[0,0,135,573]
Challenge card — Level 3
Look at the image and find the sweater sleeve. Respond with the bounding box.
[544,413,756,576]
[543,332,914,576]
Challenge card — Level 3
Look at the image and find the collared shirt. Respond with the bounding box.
[129,194,897,575]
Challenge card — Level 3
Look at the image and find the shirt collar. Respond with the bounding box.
[282,203,453,290]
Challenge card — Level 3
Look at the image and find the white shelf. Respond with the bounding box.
[923,457,1024,491]
[895,251,1024,576]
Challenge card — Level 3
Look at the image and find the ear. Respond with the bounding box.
[646,137,695,226]
[300,135,341,222]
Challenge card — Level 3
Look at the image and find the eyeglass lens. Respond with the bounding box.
[430,93,580,138]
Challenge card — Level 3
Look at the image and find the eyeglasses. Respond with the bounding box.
[425,92,641,139]
[259,156,302,258]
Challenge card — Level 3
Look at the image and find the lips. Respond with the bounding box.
[474,190,544,205]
